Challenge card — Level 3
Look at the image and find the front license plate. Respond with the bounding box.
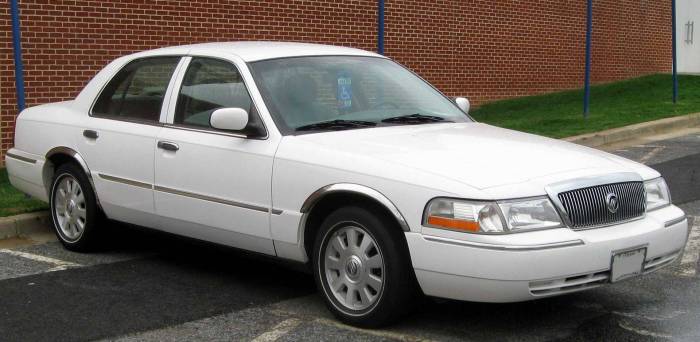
[611,247,646,283]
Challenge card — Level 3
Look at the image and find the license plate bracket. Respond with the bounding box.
[610,246,647,283]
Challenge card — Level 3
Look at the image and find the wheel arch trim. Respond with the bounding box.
[45,146,102,208]
[300,183,410,232]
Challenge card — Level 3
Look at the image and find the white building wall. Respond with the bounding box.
[677,0,700,73]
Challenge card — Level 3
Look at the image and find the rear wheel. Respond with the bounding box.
[49,163,104,252]
[313,206,417,328]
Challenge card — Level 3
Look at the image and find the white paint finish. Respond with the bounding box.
[210,108,249,131]
[5,149,49,201]
[6,42,691,304]
[78,118,162,226]
[281,123,659,192]
[0,249,81,272]
[407,210,688,282]
[186,41,381,62]
[250,318,302,342]
[677,0,700,73]
[153,53,279,250]
[679,216,700,276]
[153,128,276,251]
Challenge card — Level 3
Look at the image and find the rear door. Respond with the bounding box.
[79,56,182,227]
[153,56,278,255]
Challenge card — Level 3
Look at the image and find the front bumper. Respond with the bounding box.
[406,205,688,302]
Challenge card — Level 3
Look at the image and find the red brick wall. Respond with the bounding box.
[385,0,672,103]
[0,0,671,161]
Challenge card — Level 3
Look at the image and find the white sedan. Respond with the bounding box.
[5,42,688,327]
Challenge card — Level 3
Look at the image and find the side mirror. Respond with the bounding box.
[455,97,470,114]
[210,107,249,132]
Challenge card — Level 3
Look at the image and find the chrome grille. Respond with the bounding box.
[557,182,646,229]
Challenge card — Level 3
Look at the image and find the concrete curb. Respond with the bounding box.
[0,211,51,240]
[563,112,700,148]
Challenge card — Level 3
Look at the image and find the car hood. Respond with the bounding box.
[292,123,657,190]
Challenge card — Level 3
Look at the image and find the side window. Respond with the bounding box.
[92,57,180,122]
[174,58,253,129]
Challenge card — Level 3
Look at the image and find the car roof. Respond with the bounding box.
[132,41,384,62]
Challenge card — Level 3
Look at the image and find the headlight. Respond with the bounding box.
[498,197,564,231]
[644,177,671,211]
[424,197,563,234]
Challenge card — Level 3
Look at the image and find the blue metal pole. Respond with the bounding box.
[377,0,385,55]
[583,0,593,118]
[11,0,26,112]
[672,0,678,104]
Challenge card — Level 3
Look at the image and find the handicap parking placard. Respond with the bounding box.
[337,72,352,110]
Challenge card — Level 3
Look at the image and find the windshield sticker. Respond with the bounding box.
[337,72,352,110]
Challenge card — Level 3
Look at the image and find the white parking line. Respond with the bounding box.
[314,317,434,342]
[250,318,302,342]
[639,146,665,164]
[679,216,700,277]
[0,249,82,272]
[618,320,673,339]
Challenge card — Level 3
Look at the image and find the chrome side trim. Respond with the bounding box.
[97,174,281,215]
[163,124,249,139]
[98,173,153,190]
[154,185,280,215]
[300,183,410,232]
[423,235,585,251]
[664,216,687,228]
[45,147,102,209]
[6,152,37,164]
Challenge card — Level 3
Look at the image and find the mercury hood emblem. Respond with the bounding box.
[606,192,619,214]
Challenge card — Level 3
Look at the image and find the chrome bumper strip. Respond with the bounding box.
[98,173,152,189]
[664,216,687,227]
[6,152,37,164]
[423,235,585,251]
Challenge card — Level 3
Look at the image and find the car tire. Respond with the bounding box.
[313,206,418,328]
[49,163,104,252]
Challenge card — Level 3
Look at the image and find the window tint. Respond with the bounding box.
[248,56,468,134]
[175,58,253,129]
[93,57,180,122]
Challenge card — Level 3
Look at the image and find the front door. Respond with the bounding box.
[153,57,277,255]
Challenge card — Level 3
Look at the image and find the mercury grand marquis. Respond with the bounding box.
[5,42,688,327]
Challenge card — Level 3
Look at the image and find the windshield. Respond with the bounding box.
[248,56,471,134]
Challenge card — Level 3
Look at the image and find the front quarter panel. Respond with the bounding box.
[269,135,483,261]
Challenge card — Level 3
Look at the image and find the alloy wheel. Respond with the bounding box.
[323,224,385,311]
[53,175,87,241]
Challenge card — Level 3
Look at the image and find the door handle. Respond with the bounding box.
[157,141,179,152]
[83,130,99,140]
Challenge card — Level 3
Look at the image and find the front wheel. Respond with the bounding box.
[313,206,417,328]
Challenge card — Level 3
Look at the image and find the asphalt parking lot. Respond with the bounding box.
[1,130,699,342]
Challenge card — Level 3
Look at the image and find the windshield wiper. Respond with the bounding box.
[381,114,452,124]
[295,119,377,132]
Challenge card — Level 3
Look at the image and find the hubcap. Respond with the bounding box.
[53,175,87,241]
[323,225,385,311]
